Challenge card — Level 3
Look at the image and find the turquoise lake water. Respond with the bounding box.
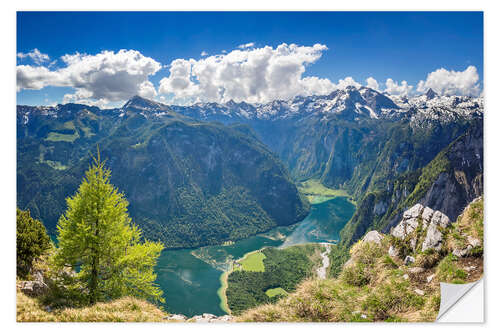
[154,196,355,317]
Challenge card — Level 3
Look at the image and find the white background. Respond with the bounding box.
[1,1,498,332]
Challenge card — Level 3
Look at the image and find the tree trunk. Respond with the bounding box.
[89,216,100,304]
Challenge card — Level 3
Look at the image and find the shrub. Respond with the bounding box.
[362,278,425,320]
[16,208,51,278]
[341,262,372,287]
[415,250,440,269]
[436,254,467,283]
[381,255,398,269]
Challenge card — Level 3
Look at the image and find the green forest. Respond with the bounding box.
[226,244,321,314]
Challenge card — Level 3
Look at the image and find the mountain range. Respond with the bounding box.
[17,86,483,248]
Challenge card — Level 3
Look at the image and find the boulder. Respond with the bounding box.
[414,288,425,296]
[392,204,424,239]
[392,204,451,253]
[404,256,415,266]
[202,313,217,319]
[20,280,48,297]
[403,204,424,219]
[210,315,234,322]
[430,211,450,228]
[166,314,187,321]
[33,271,45,283]
[408,267,425,274]
[421,207,435,228]
[410,238,417,252]
[362,230,384,245]
[388,245,399,258]
[391,217,419,239]
[421,223,443,252]
[453,244,473,258]
[191,315,209,323]
[467,236,481,248]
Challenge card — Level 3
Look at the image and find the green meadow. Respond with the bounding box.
[265,287,288,298]
[237,251,266,272]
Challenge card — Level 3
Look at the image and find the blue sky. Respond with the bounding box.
[17,11,484,106]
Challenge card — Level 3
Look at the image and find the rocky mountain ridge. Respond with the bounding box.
[18,86,483,125]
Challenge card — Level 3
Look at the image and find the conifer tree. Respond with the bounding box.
[53,149,164,304]
[16,208,51,278]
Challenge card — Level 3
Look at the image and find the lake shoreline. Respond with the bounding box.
[217,270,231,314]
[156,193,355,316]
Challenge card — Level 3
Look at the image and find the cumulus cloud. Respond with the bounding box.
[238,42,255,49]
[300,77,336,96]
[365,77,380,91]
[416,66,480,97]
[17,49,162,105]
[334,77,362,90]
[16,44,483,106]
[384,78,413,96]
[17,48,50,65]
[158,43,333,103]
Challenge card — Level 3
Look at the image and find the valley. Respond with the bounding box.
[16,86,483,319]
[154,194,355,317]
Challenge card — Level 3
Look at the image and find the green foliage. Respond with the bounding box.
[45,131,80,142]
[362,278,425,321]
[52,151,164,304]
[227,244,318,315]
[265,287,287,298]
[16,208,51,278]
[382,255,398,269]
[436,254,467,283]
[402,151,451,209]
[340,241,384,286]
[340,262,371,287]
[238,251,266,272]
[327,244,350,277]
[18,110,309,249]
[415,250,441,269]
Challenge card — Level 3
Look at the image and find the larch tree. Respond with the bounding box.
[53,149,164,304]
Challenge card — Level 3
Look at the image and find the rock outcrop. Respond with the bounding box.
[19,280,49,297]
[19,271,49,297]
[362,230,384,245]
[391,204,451,252]
[165,313,234,323]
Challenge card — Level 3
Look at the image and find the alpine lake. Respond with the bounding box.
[154,195,356,317]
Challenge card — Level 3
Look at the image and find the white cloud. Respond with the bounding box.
[416,66,480,97]
[384,78,413,96]
[138,80,158,99]
[334,77,362,90]
[159,43,332,104]
[158,59,200,100]
[16,65,61,91]
[17,48,50,65]
[238,42,255,49]
[365,77,380,91]
[300,77,336,96]
[17,49,162,105]
[16,45,482,106]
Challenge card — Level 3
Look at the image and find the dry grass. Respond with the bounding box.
[17,290,167,322]
[446,197,483,253]
[237,228,482,322]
